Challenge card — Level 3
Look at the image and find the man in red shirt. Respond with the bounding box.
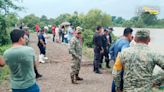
[52,25,56,42]
[35,24,40,34]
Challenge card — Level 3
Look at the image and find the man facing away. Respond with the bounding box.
[3,29,40,92]
[69,30,83,84]
[113,30,164,92]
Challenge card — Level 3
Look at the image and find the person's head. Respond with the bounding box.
[104,29,109,36]
[10,29,25,45]
[108,27,114,33]
[134,30,150,45]
[123,27,133,42]
[23,27,29,32]
[40,29,45,34]
[96,25,103,34]
[75,30,82,39]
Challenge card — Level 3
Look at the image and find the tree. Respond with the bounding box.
[122,20,133,27]
[40,15,48,25]
[140,12,158,25]
[6,13,18,27]
[54,13,71,25]
[22,14,40,30]
[0,14,10,45]
[0,0,22,45]
[83,9,112,31]
[69,11,81,27]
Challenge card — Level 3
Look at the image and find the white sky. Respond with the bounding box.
[16,0,164,19]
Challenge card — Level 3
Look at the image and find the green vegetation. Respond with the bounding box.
[0,45,10,84]
[0,0,21,83]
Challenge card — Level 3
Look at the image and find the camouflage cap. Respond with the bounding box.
[135,30,150,38]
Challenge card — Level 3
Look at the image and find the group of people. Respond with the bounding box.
[0,23,163,92]
[92,26,164,92]
[35,24,82,44]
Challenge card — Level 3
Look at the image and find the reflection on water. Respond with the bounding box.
[113,27,164,54]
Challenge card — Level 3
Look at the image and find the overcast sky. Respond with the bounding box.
[17,0,164,19]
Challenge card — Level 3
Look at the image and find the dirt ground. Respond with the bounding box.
[0,34,113,92]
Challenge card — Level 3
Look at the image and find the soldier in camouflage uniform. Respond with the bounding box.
[112,30,164,92]
[69,30,83,84]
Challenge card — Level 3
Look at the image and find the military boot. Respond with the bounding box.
[75,74,83,81]
[70,73,78,84]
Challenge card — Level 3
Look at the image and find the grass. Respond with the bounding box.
[82,46,94,60]
[0,45,11,84]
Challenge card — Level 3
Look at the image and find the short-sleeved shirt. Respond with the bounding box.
[38,34,46,47]
[3,46,36,89]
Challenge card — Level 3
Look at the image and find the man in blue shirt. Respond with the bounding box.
[110,28,133,92]
[38,29,46,63]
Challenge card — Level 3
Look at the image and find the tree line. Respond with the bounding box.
[0,0,164,46]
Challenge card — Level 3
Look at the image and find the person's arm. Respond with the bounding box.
[154,53,164,69]
[69,39,79,59]
[152,53,164,85]
[0,55,5,67]
[112,53,123,91]
[39,35,46,47]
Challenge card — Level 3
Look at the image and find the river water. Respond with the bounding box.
[112,27,164,73]
[113,27,164,54]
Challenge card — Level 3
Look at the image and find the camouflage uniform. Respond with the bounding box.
[69,35,82,83]
[113,30,164,92]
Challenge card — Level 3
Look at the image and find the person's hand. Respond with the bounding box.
[43,44,46,48]
[78,56,82,60]
[100,49,104,54]
[116,87,122,92]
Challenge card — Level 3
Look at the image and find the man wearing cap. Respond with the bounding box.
[113,30,164,92]
[69,30,83,84]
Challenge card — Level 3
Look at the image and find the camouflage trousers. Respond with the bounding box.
[70,56,81,75]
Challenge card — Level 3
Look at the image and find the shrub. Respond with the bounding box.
[0,45,11,84]
[82,29,94,48]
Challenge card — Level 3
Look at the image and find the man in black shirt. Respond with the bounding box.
[100,29,110,68]
[93,26,104,74]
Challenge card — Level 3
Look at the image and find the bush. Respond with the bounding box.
[82,29,94,48]
[0,45,11,84]
[0,15,10,45]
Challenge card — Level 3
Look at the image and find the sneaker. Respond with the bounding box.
[44,57,48,60]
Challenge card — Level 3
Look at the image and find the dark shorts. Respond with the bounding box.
[12,83,40,92]
[38,45,46,55]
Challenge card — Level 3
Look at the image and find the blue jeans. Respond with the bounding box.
[12,83,40,92]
